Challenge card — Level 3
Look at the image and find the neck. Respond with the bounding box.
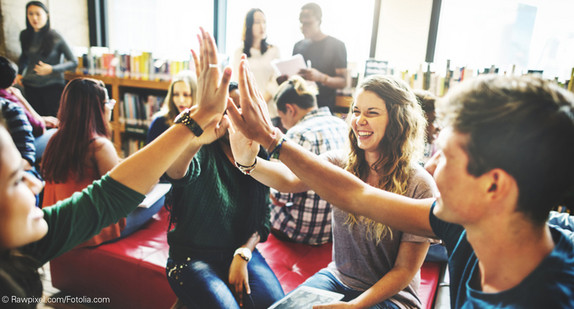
[310,31,327,42]
[364,150,381,168]
[252,38,262,50]
[466,213,554,293]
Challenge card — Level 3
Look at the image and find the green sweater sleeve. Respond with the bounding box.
[21,174,145,265]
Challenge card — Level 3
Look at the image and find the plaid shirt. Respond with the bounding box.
[1,98,35,165]
[271,107,348,245]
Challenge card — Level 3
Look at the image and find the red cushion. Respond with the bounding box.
[51,209,441,309]
[50,209,176,309]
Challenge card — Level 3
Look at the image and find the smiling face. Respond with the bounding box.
[172,81,193,113]
[351,89,389,155]
[27,5,48,32]
[0,128,47,250]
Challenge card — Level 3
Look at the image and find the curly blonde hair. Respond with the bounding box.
[345,75,426,242]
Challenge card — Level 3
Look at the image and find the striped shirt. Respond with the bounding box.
[1,98,36,165]
[271,107,348,245]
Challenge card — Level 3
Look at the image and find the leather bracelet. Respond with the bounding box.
[235,158,257,175]
[174,109,203,137]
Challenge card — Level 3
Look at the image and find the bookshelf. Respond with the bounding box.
[65,72,170,157]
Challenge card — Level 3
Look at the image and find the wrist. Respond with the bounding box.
[234,247,252,262]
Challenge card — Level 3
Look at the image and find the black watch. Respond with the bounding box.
[174,109,204,137]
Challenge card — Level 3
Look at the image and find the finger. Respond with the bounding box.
[219,66,232,96]
[217,115,230,138]
[190,49,200,78]
[199,29,208,73]
[245,281,251,295]
[236,284,243,307]
[204,30,219,67]
[238,60,252,109]
[226,96,243,125]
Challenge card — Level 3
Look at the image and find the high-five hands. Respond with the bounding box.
[187,27,231,131]
[226,56,277,150]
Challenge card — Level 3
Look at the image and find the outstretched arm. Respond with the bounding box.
[227,60,435,238]
[110,28,230,194]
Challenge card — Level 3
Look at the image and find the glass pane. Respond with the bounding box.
[108,0,214,61]
[434,0,574,81]
[225,0,374,66]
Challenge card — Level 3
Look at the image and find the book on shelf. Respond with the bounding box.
[76,47,193,81]
[121,92,165,136]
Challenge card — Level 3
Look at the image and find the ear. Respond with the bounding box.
[483,168,518,205]
[284,103,297,116]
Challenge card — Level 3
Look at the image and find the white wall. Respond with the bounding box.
[1,0,89,61]
[375,0,433,72]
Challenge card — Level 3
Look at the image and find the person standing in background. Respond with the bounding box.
[292,2,347,111]
[233,8,281,124]
[18,1,78,117]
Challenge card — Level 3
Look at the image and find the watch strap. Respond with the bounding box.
[174,109,204,137]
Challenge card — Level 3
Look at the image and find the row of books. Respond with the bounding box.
[392,61,572,97]
[77,48,193,81]
[118,92,165,135]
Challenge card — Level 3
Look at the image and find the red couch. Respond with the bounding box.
[50,208,441,308]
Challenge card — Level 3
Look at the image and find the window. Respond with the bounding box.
[224,0,375,71]
[107,0,214,61]
[434,0,574,81]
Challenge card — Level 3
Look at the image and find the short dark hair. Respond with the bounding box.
[438,75,574,225]
[274,76,316,112]
[0,56,18,89]
[301,2,322,22]
[229,81,239,92]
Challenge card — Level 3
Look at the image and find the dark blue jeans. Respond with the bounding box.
[166,249,284,309]
[301,269,400,309]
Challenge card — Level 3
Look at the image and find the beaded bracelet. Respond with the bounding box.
[235,158,258,175]
[267,136,287,160]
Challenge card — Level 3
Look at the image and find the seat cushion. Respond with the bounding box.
[51,209,441,309]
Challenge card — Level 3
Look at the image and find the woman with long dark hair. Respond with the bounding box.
[40,78,125,246]
[232,8,280,119]
[18,1,77,117]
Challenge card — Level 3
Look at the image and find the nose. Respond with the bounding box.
[355,114,367,126]
[23,173,44,195]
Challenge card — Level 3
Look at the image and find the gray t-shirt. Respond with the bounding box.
[324,151,438,309]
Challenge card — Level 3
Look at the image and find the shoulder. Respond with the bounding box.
[90,137,115,154]
[326,36,346,47]
[407,164,438,199]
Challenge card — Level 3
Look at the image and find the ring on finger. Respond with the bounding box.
[208,64,218,68]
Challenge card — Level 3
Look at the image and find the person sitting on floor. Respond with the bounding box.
[40,78,161,246]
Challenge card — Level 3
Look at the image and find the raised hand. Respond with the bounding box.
[226,57,276,150]
[191,27,231,128]
[228,114,259,167]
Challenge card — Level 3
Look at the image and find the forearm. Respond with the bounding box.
[240,231,261,252]
[278,140,435,237]
[349,267,419,309]
[109,109,216,194]
[321,74,346,89]
[165,139,202,179]
[249,159,309,192]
